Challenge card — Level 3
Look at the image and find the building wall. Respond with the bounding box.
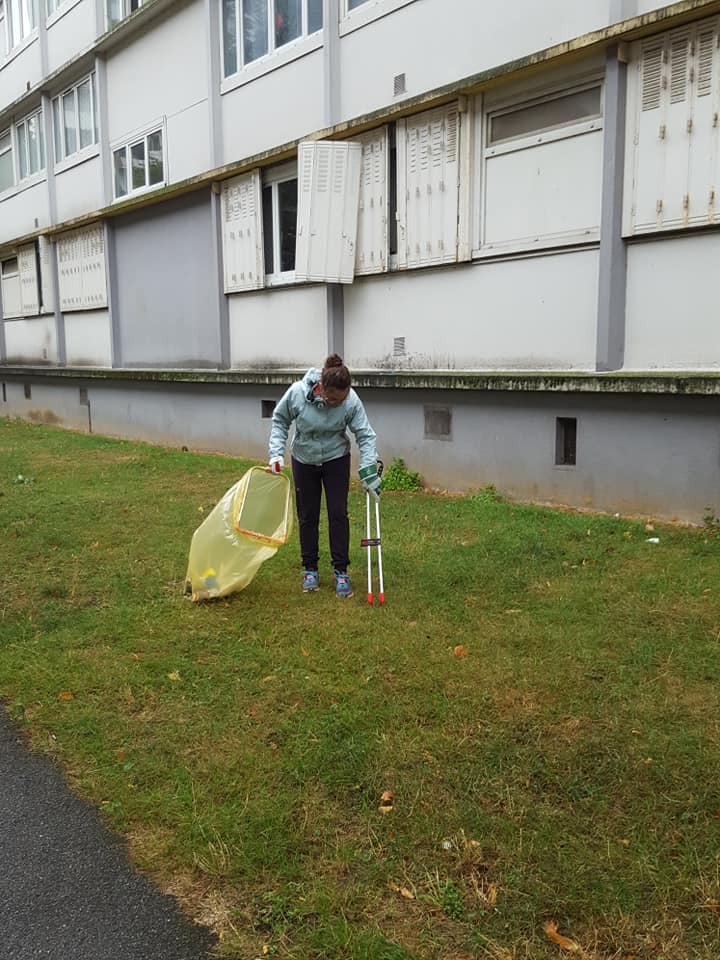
[4,317,57,364]
[0,38,42,107]
[65,310,112,367]
[0,180,50,243]
[1,373,718,523]
[229,285,327,368]
[46,0,98,75]
[54,154,104,224]
[113,190,219,367]
[625,234,720,371]
[344,250,599,371]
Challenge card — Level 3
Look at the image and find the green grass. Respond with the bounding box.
[2,417,720,959]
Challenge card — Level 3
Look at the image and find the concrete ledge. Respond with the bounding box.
[2,366,720,395]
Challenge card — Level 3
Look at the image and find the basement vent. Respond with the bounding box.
[424,405,452,440]
[261,400,276,419]
[24,383,31,400]
[393,336,406,357]
[2,383,6,402]
[555,417,577,466]
[393,73,406,96]
[79,388,89,406]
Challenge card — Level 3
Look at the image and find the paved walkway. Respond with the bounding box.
[0,708,217,960]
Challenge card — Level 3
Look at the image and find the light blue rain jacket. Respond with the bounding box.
[268,368,377,470]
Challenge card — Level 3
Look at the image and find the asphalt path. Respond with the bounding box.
[0,708,217,960]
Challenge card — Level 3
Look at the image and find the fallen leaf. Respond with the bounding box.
[387,882,414,899]
[116,750,126,761]
[701,902,720,914]
[58,691,74,701]
[301,646,310,657]
[167,671,181,682]
[543,921,580,952]
[453,644,468,658]
[378,788,394,813]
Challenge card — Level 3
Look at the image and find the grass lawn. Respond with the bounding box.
[2,417,720,960]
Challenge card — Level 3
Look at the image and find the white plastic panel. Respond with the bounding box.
[18,244,39,316]
[483,131,602,250]
[354,127,389,276]
[222,170,264,292]
[3,316,57,363]
[64,310,112,366]
[400,103,460,269]
[295,140,362,284]
[228,284,326,367]
[0,262,22,318]
[57,224,108,311]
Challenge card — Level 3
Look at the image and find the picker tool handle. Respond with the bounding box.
[366,490,373,605]
[375,497,384,605]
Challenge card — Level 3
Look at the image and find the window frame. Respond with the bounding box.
[107,0,145,28]
[0,255,22,319]
[15,106,46,183]
[51,74,98,168]
[111,124,166,201]
[3,0,37,52]
[473,77,605,258]
[0,127,13,194]
[261,160,298,286]
[339,0,416,37]
[0,1,6,55]
[221,0,323,82]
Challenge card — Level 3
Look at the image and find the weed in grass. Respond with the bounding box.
[380,457,422,491]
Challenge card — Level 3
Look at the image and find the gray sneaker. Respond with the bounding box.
[302,570,319,592]
[333,570,353,598]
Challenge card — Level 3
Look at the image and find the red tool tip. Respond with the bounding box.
[368,593,374,605]
[379,593,385,605]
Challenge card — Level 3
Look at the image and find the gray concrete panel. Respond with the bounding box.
[113,192,220,369]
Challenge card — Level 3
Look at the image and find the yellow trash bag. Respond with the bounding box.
[184,466,293,601]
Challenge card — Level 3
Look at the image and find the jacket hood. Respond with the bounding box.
[301,368,323,404]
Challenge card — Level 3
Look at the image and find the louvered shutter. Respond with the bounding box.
[354,128,389,276]
[58,224,107,310]
[295,140,362,284]
[688,18,720,225]
[401,103,459,269]
[38,235,55,314]
[629,18,720,234]
[18,244,39,316]
[222,171,264,292]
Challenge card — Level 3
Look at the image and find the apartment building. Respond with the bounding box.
[1,0,719,521]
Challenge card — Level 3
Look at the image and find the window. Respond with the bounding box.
[262,164,297,281]
[16,108,45,181]
[222,0,323,78]
[348,0,368,6]
[2,0,36,51]
[57,223,108,310]
[107,0,144,27]
[555,418,577,466]
[0,130,12,192]
[1,257,21,317]
[112,128,164,199]
[47,0,67,14]
[480,83,603,254]
[488,86,602,146]
[52,76,96,164]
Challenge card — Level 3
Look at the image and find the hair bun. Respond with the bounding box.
[324,353,343,368]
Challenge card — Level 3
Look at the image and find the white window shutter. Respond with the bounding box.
[222,171,264,292]
[57,224,107,310]
[18,244,39,316]
[354,128,388,276]
[38,236,55,314]
[295,140,362,284]
[402,103,460,269]
[630,17,720,235]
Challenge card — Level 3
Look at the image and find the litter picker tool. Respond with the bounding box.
[361,460,384,605]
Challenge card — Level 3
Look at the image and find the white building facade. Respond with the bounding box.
[1,0,720,520]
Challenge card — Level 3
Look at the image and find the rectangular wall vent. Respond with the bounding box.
[393,73,406,97]
[24,383,31,400]
[393,336,406,357]
[424,405,452,440]
[261,400,276,419]
[555,417,577,465]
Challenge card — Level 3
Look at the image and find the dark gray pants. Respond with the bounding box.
[291,454,350,573]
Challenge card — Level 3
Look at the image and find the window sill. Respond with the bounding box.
[339,0,417,38]
[54,144,100,176]
[112,180,166,203]
[264,271,297,288]
[221,33,323,94]
[9,172,47,196]
[0,32,39,71]
[474,231,600,259]
[47,0,85,29]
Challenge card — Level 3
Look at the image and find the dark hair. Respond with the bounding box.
[321,353,351,391]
